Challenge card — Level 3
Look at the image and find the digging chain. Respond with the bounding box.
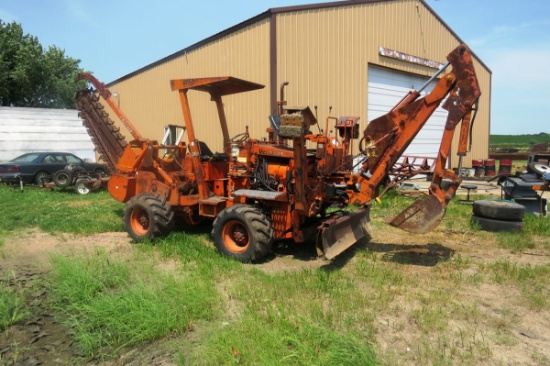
[76,88,128,173]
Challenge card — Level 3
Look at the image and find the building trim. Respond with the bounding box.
[107,11,272,86]
[107,0,490,86]
[269,12,278,115]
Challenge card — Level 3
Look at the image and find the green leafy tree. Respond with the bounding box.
[0,20,86,108]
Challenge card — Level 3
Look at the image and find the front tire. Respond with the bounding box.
[123,194,174,242]
[211,204,273,262]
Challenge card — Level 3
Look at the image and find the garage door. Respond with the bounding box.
[367,66,449,165]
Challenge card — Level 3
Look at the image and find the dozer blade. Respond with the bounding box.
[320,207,371,260]
[388,194,446,234]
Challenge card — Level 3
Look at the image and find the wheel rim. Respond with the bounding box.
[36,173,48,186]
[535,163,550,173]
[76,183,89,194]
[222,220,250,253]
[58,173,69,185]
[130,208,150,235]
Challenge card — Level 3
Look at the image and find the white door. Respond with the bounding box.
[367,66,449,165]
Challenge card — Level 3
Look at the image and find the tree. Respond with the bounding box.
[0,20,86,108]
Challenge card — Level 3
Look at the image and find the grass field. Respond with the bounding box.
[490,133,549,145]
[490,133,549,152]
[0,185,549,365]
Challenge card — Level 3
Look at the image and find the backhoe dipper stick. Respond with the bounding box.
[389,44,481,233]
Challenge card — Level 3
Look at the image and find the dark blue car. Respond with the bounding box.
[0,152,108,186]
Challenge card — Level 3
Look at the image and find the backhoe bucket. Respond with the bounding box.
[388,194,446,234]
[320,207,371,260]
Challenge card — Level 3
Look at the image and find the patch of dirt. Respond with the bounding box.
[249,225,550,365]
[0,230,178,366]
[1,229,130,271]
[1,221,549,365]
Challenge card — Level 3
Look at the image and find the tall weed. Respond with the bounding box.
[49,250,217,357]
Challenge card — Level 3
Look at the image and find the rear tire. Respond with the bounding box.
[34,171,50,187]
[471,215,523,232]
[472,200,525,221]
[53,170,72,188]
[211,204,273,262]
[123,194,174,242]
[71,166,88,183]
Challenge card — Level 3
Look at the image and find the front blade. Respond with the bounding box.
[320,208,371,260]
[388,194,445,234]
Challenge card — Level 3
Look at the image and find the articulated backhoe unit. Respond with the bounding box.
[76,44,480,262]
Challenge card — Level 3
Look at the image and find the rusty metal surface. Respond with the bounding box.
[232,189,287,201]
[390,155,435,179]
[349,44,480,235]
[388,194,445,234]
[320,207,371,260]
[73,45,481,262]
[170,77,264,96]
[77,73,142,140]
[75,89,127,173]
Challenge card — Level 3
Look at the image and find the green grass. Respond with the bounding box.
[49,248,217,358]
[489,259,550,310]
[197,315,377,366]
[0,186,123,234]
[490,132,549,145]
[0,283,29,331]
[0,184,548,365]
[493,213,550,252]
[489,133,549,155]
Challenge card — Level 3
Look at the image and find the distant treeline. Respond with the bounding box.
[490,132,550,145]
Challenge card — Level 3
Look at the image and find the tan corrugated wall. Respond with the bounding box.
[275,0,491,166]
[106,0,491,167]
[107,18,272,153]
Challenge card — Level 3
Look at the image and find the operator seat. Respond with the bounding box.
[198,141,213,156]
[196,141,213,161]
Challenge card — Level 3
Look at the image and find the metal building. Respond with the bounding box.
[105,0,491,169]
[0,107,96,162]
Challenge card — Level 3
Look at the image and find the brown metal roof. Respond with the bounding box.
[107,0,489,86]
[170,77,265,95]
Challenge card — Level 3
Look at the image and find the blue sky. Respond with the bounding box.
[1,0,548,135]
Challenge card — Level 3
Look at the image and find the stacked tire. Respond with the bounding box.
[52,165,87,188]
[471,200,525,232]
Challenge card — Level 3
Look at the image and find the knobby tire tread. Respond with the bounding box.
[212,204,273,263]
[124,194,174,242]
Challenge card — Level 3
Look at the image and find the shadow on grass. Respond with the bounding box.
[366,241,455,266]
[172,219,214,236]
[169,219,454,269]
[320,239,454,271]
[262,236,368,267]
[267,239,320,262]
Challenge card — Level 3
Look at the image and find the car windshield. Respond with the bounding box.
[11,153,41,163]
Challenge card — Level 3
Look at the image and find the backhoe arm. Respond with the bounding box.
[349,44,481,233]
